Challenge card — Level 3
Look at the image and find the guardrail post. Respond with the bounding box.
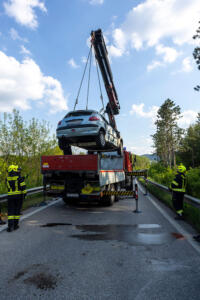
[144,178,148,196]
[133,184,141,213]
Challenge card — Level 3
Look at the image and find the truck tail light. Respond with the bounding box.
[89,116,100,121]
[58,120,62,125]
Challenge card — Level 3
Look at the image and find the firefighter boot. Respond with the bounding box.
[14,219,19,230]
[7,219,14,232]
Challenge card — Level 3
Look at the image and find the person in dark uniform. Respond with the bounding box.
[170,163,186,220]
[6,165,27,232]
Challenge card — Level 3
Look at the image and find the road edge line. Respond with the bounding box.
[138,183,200,255]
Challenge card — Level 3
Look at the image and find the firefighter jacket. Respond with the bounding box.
[170,172,186,193]
[6,171,27,196]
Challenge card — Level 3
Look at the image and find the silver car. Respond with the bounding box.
[56,110,123,155]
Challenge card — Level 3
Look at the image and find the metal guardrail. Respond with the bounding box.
[0,186,43,204]
[145,179,200,209]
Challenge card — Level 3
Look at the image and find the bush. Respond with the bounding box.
[148,163,200,199]
[148,162,175,186]
[186,168,200,198]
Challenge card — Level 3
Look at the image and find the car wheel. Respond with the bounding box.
[117,139,123,156]
[63,145,72,155]
[96,130,106,148]
[88,151,94,155]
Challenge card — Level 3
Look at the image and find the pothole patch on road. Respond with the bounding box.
[9,264,61,291]
[24,272,57,290]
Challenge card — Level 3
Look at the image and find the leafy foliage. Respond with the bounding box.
[178,114,200,168]
[193,21,200,91]
[148,162,200,199]
[0,110,59,193]
[132,154,150,170]
[148,162,175,186]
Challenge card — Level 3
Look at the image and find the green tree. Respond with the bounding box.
[0,110,57,189]
[193,21,200,91]
[152,99,183,167]
[178,113,200,167]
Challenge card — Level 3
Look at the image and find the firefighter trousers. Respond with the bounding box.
[172,191,184,215]
[7,195,22,229]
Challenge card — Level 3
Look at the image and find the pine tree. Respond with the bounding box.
[152,99,183,167]
[193,21,200,91]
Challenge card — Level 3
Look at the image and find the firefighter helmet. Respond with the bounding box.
[177,164,186,173]
[7,165,16,173]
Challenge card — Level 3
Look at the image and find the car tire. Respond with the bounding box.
[58,139,72,155]
[63,145,72,155]
[88,151,94,155]
[117,139,123,156]
[96,130,106,148]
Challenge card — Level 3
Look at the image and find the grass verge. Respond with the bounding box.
[139,178,200,233]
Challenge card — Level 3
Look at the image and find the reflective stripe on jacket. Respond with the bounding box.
[170,172,186,193]
[6,174,27,196]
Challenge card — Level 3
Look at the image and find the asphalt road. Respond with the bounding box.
[0,184,200,300]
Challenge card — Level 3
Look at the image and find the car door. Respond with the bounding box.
[100,114,116,146]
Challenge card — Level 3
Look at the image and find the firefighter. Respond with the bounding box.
[6,165,27,232]
[170,163,186,220]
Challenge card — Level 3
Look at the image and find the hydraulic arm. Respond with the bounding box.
[91,29,120,130]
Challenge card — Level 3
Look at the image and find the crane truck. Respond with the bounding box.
[41,29,136,205]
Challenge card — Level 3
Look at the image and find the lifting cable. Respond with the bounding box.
[73,45,92,111]
[86,47,92,110]
[95,58,104,111]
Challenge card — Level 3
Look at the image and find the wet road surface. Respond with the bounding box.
[0,184,200,299]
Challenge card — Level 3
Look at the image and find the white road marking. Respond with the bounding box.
[138,184,200,255]
[0,198,62,233]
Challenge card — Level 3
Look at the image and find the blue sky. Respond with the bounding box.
[0,0,200,154]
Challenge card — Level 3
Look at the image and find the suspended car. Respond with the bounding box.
[56,110,123,155]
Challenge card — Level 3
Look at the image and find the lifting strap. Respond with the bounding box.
[74,46,92,111]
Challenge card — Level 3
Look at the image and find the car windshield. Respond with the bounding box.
[64,111,94,118]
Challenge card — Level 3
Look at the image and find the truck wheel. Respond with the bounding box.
[62,196,71,205]
[106,184,115,206]
[117,139,123,156]
[96,130,106,148]
[115,183,120,202]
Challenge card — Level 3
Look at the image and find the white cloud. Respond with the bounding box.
[147,60,163,71]
[89,0,104,5]
[147,44,182,71]
[178,110,198,127]
[109,0,200,60]
[181,57,193,73]
[81,56,87,63]
[128,137,154,155]
[130,103,197,129]
[107,45,123,57]
[4,0,47,29]
[68,58,80,69]
[0,51,68,113]
[130,103,159,121]
[10,28,28,42]
[156,44,181,63]
[20,45,31,56]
